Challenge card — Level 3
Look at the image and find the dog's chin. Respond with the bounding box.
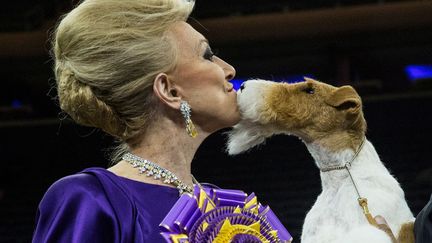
[226,121,275,155]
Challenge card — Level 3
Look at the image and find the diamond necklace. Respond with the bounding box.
[122,152,193,195]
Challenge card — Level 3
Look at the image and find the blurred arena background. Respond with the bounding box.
[1,0,431,242]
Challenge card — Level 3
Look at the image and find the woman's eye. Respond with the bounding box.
[203,47,215,61]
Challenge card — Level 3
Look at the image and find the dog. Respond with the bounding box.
[227,78,415,243]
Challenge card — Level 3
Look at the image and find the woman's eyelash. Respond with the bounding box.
[203,47,218,61]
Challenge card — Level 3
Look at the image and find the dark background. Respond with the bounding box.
[1,0,432,242]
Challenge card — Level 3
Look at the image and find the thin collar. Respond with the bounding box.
[319,138,366,173]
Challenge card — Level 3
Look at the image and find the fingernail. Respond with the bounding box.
[375,215,386,224]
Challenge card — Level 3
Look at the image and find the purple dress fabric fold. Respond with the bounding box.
[32,167,179,243]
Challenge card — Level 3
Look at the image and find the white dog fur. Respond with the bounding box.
[227,78,415,243]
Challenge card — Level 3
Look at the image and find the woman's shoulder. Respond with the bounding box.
[53,167,101,184]
[37,168,110,211]
[33,168,130,243]
[45,167,112,196]
[46,167,142,204]
[35,167,135,228]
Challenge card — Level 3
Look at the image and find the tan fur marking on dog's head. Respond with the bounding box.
[263,78,366,152]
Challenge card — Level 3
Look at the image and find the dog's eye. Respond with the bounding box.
[303,86,315,94]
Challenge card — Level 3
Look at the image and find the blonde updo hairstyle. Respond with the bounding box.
[53,0,195,145]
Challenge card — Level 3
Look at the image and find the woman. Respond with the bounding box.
[32,0,239,242]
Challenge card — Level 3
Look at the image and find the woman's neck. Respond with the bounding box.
[109,116,208,188]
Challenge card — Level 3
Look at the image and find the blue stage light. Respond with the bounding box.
[405,65,432,82]
[11,99,22,108]
[230,79,244,91]
[230,74,316,91]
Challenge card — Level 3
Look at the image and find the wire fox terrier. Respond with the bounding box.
[227,78,415,243]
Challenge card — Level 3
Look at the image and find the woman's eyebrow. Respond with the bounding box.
[198,39,209,49]
[195,39,209,54]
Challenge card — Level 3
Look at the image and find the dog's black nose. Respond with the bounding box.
[240,82,246,91]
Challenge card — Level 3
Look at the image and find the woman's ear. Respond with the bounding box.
[153,73,182,109]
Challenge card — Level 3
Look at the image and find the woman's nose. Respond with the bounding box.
[216,57,236,81]
[225,64,236,81]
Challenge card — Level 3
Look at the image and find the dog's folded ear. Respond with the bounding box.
[325,85,362,114]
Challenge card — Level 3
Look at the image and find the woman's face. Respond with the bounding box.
[167,22,240,133]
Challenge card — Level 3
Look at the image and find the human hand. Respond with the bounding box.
[375,215,399,243]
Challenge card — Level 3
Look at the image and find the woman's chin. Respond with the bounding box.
[208,120,240,134]
[222,115,242,130]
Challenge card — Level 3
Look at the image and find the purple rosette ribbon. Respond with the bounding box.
[160,185,292,243]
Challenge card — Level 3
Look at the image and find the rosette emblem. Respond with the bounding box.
[160,185,292,243]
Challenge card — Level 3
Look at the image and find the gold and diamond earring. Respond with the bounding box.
[180,100,198,138]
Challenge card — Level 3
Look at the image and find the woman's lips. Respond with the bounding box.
[226,84,234,92]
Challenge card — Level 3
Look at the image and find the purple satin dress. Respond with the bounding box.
[32,167,180,243]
